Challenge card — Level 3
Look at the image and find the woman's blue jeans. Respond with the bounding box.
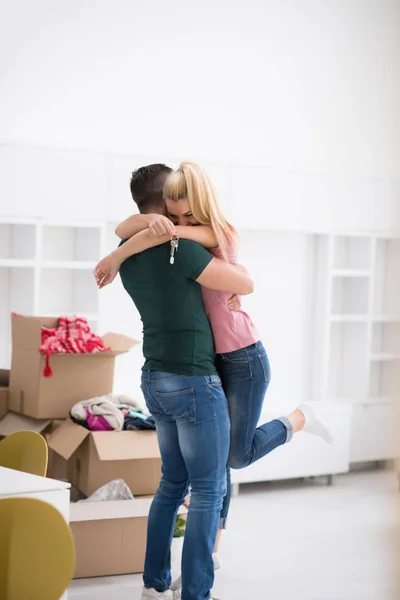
[217,341,293,527]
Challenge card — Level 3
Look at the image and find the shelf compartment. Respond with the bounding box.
[106,223,121,254]
[331,276,369,316]
[0,223,36,260]
[41,225,101,262]
[368,360,400,399]
[327,322,368,400]
[372,321,400,356]
[351,403,400,462]
[373,239,400,317]
[333,236,371,271]
[39,269,98,316]
[0,267,35,368]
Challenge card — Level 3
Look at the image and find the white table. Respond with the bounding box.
[0,466,71,599]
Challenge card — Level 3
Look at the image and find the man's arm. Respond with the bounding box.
[196,258,254,295]
[94,234,253,296]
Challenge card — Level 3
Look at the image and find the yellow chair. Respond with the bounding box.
[0,497,75,600]
[0,430,48,476]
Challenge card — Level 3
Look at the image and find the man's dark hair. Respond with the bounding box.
[130,163,172,214]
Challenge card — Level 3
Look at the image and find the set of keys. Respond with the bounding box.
[170,234,179,264]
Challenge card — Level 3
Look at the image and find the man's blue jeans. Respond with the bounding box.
[141,371,230,600]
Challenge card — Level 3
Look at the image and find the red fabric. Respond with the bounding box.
[39,316,111,377]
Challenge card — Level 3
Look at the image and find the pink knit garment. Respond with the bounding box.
[39,316,110,377]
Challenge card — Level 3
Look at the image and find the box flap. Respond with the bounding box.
[47,420,91,460]
[101,333,138,356]
[0,412,51,437]
[92,431,160,461]
[70,497,153,522]
[11,314,59,352]
[69,497,185,523]
[0,369,9,387]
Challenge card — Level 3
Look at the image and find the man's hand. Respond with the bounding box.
[94,253,122,289]
[228,294,242,312]
[148,215,176,237]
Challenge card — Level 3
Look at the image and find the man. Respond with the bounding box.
[113,164,253,600]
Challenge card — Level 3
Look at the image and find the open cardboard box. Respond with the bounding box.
[48,420,162,497]
[70,495,187,579]
[0,369,9,421]
[0,411,52,440]
[8,315,138,419]
[0,413,68,479]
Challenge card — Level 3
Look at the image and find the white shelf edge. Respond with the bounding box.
[332,270,371,278]
[0,217,38,225]
[41,220,104,229]
[370,354,400,362]
[364,397,396,406]
[41,261,97,270]
[330,314,369,323]
[0,259,36,268]
[372,316,400,323]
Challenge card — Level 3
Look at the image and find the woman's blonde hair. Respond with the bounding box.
[163,161,237,260]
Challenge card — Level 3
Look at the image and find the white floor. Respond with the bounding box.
[69,468,400,600]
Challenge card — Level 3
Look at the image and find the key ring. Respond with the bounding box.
[170,234,179,265]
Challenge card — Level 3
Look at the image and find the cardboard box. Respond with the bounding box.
[70,497,187,578]
[43,419,69,481]
[70,497,151,578]
[9,315,137,419]
[0,369,9,421]
[0,411,51,439]
[0,413,68,479]
[48,420,162,497]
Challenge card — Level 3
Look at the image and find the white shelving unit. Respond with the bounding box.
[1,216,399,466]
[0,218,103,368]
[313,233,400,462]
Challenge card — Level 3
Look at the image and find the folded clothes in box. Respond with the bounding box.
[48,419,161,497]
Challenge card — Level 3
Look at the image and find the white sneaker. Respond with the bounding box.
[170,552,222,592]
[298,403,334,445]
[141,587,175,599]
[172,591,219,600]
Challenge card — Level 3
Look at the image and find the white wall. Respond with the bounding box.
[0,1,399,416]
[0,0,399,181]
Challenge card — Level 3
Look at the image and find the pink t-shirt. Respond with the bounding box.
[201,244,259,354]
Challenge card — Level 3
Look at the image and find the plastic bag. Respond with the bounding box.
[79,479,134,502]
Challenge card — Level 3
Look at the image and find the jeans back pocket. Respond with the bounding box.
[156,387,196,424]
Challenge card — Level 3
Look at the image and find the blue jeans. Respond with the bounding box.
[217,341,293,525]
[141,371,230,600]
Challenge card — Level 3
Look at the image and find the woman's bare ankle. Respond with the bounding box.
[287,408,305,433]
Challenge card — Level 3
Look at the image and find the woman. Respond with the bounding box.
[94,161,333,593]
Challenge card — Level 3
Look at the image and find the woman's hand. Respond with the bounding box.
[228,294,242,312]
[148,215,176,237]
[94,253,122,288]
